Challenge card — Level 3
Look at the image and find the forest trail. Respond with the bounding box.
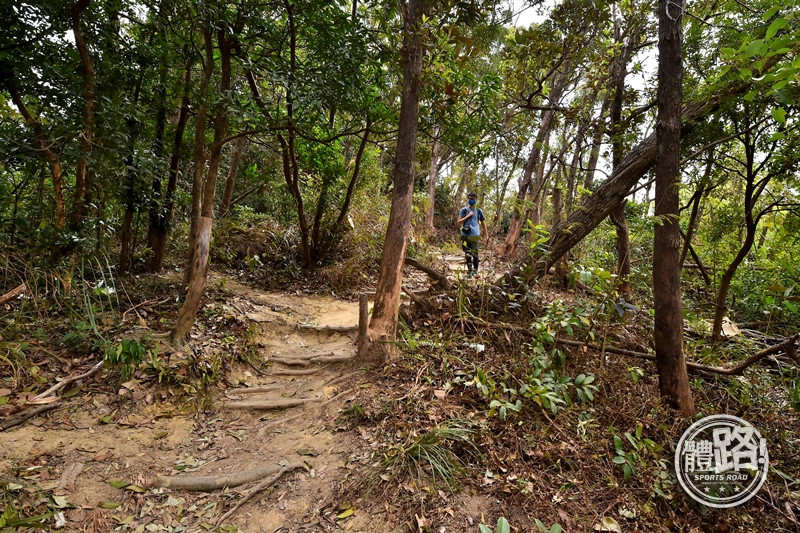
[0,274,397,532]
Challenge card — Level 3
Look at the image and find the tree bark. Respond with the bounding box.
[172,24,233,345]
[679,153,712,266]
[146,54,193,273]
[185,21,214,282]
[218,136,247,218]
[8,88,65,232]
[359,0,427,364]
[501,62,571,258]
[653,0,693,416]
[70,0,95,229]
[425,125,441,230]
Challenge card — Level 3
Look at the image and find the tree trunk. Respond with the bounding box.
[359,0,427,364]
[185,21,214,282]
[653,0,693,416]
[679,153,712,266]
[8,88,66,232]
[609,202,631,299]
[218,135,247,218]
[172,25,233,345]
[501,62,571,258]
[510,52,780,282]
[425,125,441,230]
[70,0,95,230]
[146,54,192,273]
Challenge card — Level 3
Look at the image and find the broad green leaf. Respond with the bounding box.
[497,517,510,533]
[772,107,787,123]
[766,18,788,40]
[336,508,355,519]
[109,480,130,489]
[100,501,120,509]
[479,525,493,533]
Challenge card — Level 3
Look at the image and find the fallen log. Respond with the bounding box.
[214,463,308,526]
[223,397,323,410]
[460,318,800,376]
[404,257,453,291]
[0,284,26,306]
[151,462,307,492]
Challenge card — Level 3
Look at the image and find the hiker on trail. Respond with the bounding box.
[457,191,488,278]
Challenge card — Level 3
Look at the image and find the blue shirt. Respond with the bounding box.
[459,206,485,237]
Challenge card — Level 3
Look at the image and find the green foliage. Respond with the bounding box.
[103,337,150,382]
[479,517,512,533]
[533,519,563,533]
[378,419,476,491]
[611,425,660,483]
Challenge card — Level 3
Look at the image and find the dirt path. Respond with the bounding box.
[0,276,395,532]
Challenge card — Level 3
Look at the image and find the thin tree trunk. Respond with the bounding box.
[360,0,427,364]
[653,0,693,416]
[425,125,441,230]
[501,63,571,257]
[679,153,712,266]
[146,54,192,273]
[218,136,247,218]
[120,68,148,274]
[8,88,65,232]
[70,0,95,229]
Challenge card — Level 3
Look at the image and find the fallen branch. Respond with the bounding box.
[223,397,323,410]
[0,284,26,306]
[151,462,306,492]
[31,361,103,402]
[120,297,171,323]
[404,257,452,291]
[461,318,800,376]
[1,402,61,431]
[215,463,308,526]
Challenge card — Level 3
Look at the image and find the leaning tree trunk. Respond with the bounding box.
[359,0,426,364]
[653,0,693,416]
[510,49,783,282]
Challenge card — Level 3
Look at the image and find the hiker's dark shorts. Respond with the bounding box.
[461,235,481,255]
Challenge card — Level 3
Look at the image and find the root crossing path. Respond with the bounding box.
[0,275,396,532]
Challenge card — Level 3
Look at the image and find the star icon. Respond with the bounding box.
[705,487,710,493]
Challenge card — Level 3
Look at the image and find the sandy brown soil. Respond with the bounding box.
[0,274,398,532]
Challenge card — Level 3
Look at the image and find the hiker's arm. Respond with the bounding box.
[481,220,488,238]
[457,211,472,225]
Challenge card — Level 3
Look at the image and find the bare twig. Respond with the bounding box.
[223,397,323,410]
[1,402,61,431]
[31,361,103,402]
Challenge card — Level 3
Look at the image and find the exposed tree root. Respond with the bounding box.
[1,402,61,431]
[270,367,325,376]
[223,397,323,410]
[460,318,800,376]
[150,462,307,492]
[271,353,354,367]
[214,463,309,526]
[298,323,358,333]
[229,384,282,394]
